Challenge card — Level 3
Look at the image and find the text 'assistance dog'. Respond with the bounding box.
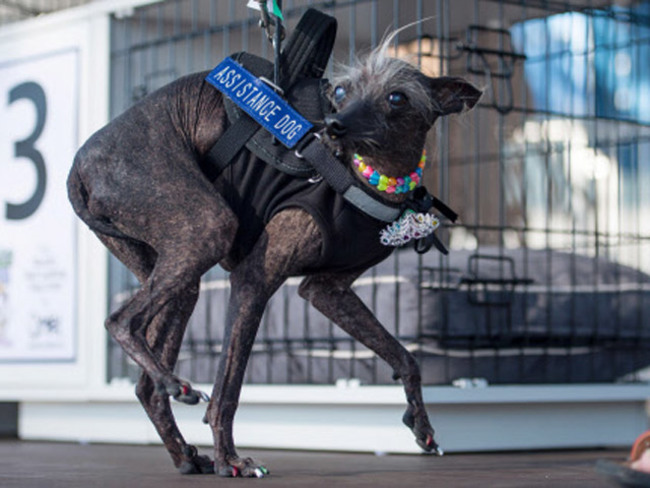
[67,9,481,478]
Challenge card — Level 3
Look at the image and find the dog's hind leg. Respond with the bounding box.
[133,296,215,474]
[89,188,237,473]
[205,209,323,477]
[103,236,223,397]
[83,145,238,392]
[133,293,215,475]
[298,272,442,455]
[98,234,214,474]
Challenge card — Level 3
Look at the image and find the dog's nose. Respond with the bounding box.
[324,116,347,138]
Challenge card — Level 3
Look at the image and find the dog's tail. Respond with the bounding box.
[67,165,131,240]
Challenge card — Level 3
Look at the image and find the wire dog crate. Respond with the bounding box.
[107,0,650,386]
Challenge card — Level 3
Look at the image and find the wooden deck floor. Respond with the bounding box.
[0,440,629,487]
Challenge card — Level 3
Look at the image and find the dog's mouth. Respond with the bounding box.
[319,126,427,183]
[320,126,383,163]
[320,131,362,163]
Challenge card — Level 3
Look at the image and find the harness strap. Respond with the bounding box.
[432,196,458,222]
[300,136,402,223]
[404,186,458,223]
[203,117,259,180]
[416,232,450,255]
[279,8,337,87]
[343,186,402,222]
[203,8,337,180]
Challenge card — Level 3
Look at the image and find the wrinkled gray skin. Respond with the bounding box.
[67,51,481,477]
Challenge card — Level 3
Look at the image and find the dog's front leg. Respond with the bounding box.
[206,265,272,478]
[298,272,442,455]
[206,209,323,477]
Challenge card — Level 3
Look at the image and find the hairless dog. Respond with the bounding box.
[67,24,481,477]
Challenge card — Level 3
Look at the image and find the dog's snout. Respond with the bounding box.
[324,116,347,138]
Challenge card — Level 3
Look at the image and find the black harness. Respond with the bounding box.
[200,8,456,255]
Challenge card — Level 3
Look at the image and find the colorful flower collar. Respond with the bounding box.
[353,150,425,194]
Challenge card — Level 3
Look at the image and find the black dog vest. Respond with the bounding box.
[215,148,393,274]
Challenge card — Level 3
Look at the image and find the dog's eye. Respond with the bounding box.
[333,85,347,104]
[388,91,408,109]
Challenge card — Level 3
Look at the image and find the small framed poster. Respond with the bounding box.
[0,48,79,362]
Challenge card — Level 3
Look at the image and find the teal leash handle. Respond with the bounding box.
[272,0,283,145]
[273,0,283,87]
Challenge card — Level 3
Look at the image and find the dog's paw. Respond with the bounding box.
[179,455,215,475]
[160,378,210,405]
[402,408,443,455]
[174,384,210,405]
[416,433,444,456]
[217,457,270,478]
[178,445,215,475]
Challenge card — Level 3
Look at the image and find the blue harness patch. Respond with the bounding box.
[206,57,313,149]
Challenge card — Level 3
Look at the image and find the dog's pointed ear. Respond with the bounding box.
[429,76,482,115]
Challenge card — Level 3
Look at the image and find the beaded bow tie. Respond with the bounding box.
[353,150,425,194]
[380,210,440,247]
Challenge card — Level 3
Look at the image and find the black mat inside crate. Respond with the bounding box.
[177,247,650,385]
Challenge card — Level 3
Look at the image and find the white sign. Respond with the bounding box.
[0,49,78,361]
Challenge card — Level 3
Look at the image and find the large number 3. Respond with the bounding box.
[6,81,47,220]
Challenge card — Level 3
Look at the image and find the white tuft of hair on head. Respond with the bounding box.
[329,18,441,117]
